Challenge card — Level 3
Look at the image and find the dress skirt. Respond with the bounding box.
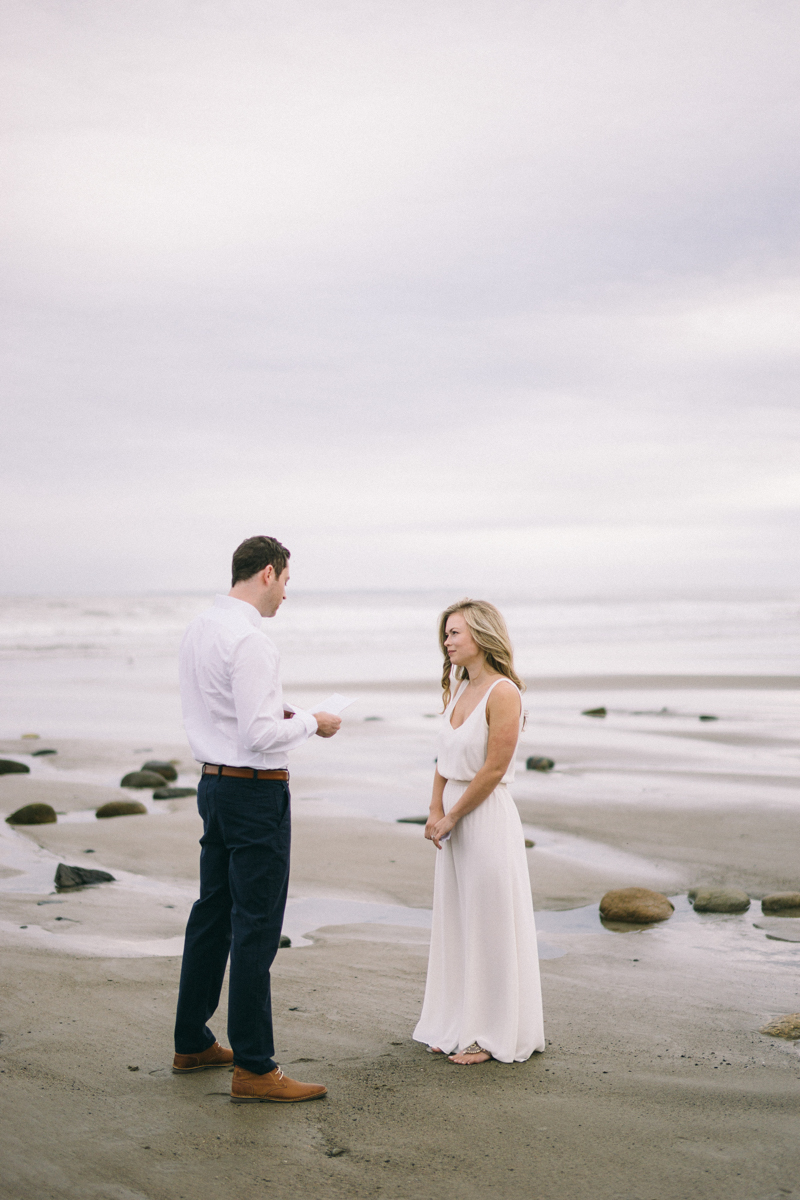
[412,778,545,1063]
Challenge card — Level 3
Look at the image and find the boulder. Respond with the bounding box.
[397,816,427,824]
[153,787,197,799]
[141,760,178,782]
[524,839,535,849]
[761,892,800,913]
[759,1013,800,1040]
[96,800,147,818]
[279,935,291,948]
[582,707,606,718]
[599,888,674,923]
[120,770,168,788]
[525,756,555,771]
[692,887,750,913]
[6,803,57,825]
[31,748,57,756]
[0,759,30,775]
[55,863,115,888]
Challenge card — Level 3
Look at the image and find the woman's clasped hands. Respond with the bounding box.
[425,811,457,849]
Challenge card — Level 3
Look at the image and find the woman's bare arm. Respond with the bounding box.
[424,770,447,842]
[427,682,521,848]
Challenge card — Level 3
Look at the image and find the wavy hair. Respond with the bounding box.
[438,598,526,711]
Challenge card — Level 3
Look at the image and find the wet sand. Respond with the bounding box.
[2,683,800,1200]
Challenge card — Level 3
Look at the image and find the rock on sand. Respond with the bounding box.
[120,771,168,788]
[761,892,800,912]
[759,1013,800,1039]
[526,756,555,771]
[599,888,674,923]
[141,760,178,781]
[6,803,57,825]
[152,787,197,799]
[96,800,148,818]
[55,863,116,888]
[692,887,750,913]
[0,759,30,775]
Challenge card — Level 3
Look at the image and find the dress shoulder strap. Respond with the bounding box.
[483,677,522,721]
[484,676,520,700]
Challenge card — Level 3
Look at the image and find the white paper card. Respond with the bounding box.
[317,693,357,716]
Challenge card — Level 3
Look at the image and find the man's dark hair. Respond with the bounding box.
[231,536,291,586]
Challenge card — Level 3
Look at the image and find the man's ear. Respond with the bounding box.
[262,564,275,585]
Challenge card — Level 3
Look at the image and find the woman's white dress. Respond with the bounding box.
[412,678,545,1062]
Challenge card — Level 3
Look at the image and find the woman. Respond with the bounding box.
[412,599,545,1065]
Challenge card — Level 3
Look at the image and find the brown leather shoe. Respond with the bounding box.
[172,1041,234,1073]
[230,1064,327,1103]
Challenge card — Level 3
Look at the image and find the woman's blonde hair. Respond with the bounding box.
[439,598,526,710]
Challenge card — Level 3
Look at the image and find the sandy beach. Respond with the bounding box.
[1,666,800,1200]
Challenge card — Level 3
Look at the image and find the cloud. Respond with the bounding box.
[1,0,798,594]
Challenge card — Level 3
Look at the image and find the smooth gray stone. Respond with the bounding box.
[692,886,750,913]
[0,759,30,774]
[120,770,168,788]
[761,892,800,912]
[526,756,555,771]
[600,887,674,923]
[152,787,197,799]
[141,760,178,781]
[96,800,148,818]
[6,803,57,825]
[55,863,115,888]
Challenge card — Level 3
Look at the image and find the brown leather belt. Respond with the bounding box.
[202,764,289,781]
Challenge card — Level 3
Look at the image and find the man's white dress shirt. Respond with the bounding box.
[179,594,317,769]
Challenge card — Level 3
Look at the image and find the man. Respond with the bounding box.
[172,535,341,1103]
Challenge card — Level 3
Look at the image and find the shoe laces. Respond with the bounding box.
[274,1066,285,1082]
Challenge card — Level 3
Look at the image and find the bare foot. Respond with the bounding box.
[428,1046,445,1054]
[448,1050,491,1065]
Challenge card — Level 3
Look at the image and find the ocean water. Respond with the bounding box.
[0,591,798,741]
[1,593,798,960]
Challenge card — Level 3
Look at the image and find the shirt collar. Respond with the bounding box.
[214,594,263,627]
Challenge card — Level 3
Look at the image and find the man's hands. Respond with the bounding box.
[285,707,341,737]
[313,711,341,738]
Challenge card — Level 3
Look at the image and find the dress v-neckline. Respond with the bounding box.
[449,678,502,730]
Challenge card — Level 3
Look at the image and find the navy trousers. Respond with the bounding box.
[174,772,291,1074]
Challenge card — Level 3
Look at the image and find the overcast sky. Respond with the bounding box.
[2,0,798,597]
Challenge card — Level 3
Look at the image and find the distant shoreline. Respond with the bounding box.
[289,674,800,692]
